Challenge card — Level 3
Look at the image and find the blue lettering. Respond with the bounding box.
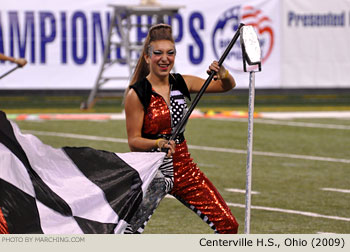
[288,11,295,26]
[189,12,204,64]
[92,12,109,64]
[105,12,114,61]
[9,12,19,57]
[137,15,153,42]
[288,11,345,27]
[168,14,183,43]
[72,11,87,65]
[109,14,125,64]
[40,12,56,63]
[0,12,4,57]
[0,10,193,66]
[26,12,35,63]
[61,12,67,63]
[9,11,35,63]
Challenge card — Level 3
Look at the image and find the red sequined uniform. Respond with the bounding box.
[142,91,239,234]
[0,208,9,234]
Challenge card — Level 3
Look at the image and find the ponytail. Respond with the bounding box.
[124,23,174,101]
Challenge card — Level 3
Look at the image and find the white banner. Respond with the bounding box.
[282,0,350,88]
[0,0,281,90]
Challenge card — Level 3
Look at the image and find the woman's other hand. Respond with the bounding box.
[156,139,175,157]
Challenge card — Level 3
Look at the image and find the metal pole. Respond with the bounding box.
[0,66,20,80]
[170,23,245,141]
[81,8,117,109]
[244,71,255,234]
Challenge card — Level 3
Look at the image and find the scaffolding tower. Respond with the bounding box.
[81,4,182,109]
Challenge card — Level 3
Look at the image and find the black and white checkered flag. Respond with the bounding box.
[0,111,164,234]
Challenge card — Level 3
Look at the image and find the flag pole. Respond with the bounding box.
[169,23,245,141]
[239,25,262,234]
[0,66,20,80]
[244,71,255,234]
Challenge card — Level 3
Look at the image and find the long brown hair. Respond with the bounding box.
[123,24,174,103]
[129,23,174,86]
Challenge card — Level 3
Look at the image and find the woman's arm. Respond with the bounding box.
[124,88,175,155]
[0,53,27,67]
[183,61,236,93]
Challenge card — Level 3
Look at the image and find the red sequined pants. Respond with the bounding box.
[0,208,9,234]
[170,141,239,234]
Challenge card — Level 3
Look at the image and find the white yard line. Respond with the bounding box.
[23,130,128,144]
[254,119,350,130]
[321,188,350,194]
[260,111,350,120]
[197,163,216,168]
[23,130,350,164]
[187,145,350,164]
[213,118,350,130]
[226,203,350,222]
[225,188,260,194]
[163,195,350,223]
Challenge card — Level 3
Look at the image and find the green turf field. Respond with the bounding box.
[10,114,350,234]
[1,89,350,114]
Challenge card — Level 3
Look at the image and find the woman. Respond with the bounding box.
[124,24,239,234]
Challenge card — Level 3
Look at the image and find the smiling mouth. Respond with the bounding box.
[158,64,169,70]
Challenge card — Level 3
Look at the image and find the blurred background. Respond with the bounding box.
[1,0,349,113]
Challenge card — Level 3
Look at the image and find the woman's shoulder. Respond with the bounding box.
[130,78,149,91]
[129,78,152,110]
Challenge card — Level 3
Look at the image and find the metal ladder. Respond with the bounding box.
[81,4,182,109]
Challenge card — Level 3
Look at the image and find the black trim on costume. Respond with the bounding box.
[141,132,185,144]
[129,73,191,111]
[129,78,153,112]
[169,74,191,101]
[171,193,217,234]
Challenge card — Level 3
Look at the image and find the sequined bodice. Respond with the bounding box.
[130,74,190,138]
[142,93,172,135]
[142,87,188,137]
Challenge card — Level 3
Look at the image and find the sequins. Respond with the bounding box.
[143,94,172,135]
[141,83,239,234]
[0,208,9,234]
[171,141,239,234]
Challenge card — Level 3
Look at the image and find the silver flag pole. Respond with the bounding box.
[245,71,255,234]
[240,25,262,234]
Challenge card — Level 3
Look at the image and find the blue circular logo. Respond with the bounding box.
[212,5,275,72]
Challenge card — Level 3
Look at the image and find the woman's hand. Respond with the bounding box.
[207,61,229,81]
[15,58,27,67]
[156,139,175,157]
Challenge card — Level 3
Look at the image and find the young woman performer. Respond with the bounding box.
[124,24,239,234]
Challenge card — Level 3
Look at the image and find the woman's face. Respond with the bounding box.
[145,40,176,78]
